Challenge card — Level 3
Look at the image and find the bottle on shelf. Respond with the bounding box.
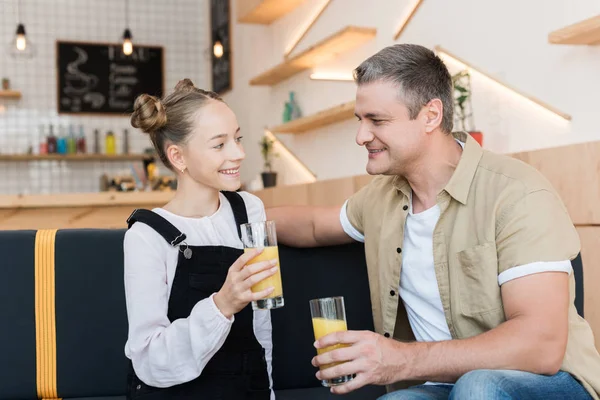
[123,129,130,154]
[93,129,100,154]
[105,130,116,155]
[77,125,87,153]
[38,125,47,155]
[57,126,67,155]
[47,125,57,154]
[67,125,76,154]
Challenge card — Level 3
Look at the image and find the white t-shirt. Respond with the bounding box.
[123,191,274,399]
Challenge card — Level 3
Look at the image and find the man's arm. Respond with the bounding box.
[266,205,355,247]
[314,270,570,394]
[266,206,353,247]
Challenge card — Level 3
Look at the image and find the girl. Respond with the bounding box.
[124,79,277,399]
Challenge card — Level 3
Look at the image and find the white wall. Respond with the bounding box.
[0,0,210,194]
[229,0,600,185]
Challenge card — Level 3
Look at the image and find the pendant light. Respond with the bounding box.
[9,0,34,58]
[122,0,133,56]
[213,35,224,59]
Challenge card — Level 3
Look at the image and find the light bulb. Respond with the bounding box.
[213,40,223,58]
[122,28,133,56]
[16,34,26,51]
[123,38,133,55]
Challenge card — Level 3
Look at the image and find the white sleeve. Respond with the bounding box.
[340,200,365,243]
[124,228,233,388]
[498,260,572,286]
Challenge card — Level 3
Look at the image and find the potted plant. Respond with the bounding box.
[259,135,278,188]
[452,70,483,146]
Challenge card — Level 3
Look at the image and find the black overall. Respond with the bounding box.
[125,191,271,400]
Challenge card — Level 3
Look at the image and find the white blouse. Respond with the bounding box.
[123,191,274,399]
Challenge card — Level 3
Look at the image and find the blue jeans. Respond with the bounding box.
[378,370,592,399]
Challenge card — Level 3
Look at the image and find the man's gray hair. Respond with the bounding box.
[353,44,454,134]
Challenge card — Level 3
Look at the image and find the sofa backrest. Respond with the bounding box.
[0,229,376,398]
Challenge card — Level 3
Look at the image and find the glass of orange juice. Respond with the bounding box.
[240,220,284,310]
[309,296,355,387]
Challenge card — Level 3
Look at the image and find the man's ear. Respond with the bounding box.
[422,99,443,133]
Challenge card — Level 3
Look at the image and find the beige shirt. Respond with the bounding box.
[345,131,600,398]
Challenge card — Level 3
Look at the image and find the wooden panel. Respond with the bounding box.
[353,174,375,191]
[0,208,93,230]
[250,26,377,86]
[68,206,137,229]
[549,15,600,45]
[308,177,355,206]
[511,141,600,225]
[0,154,151,162]
[269,101,355,134]
[253,187,275,209]
[270,183,310,206]
[0,192,173,209]
[0,90,22,99]
[237,0,305,24]
[577,226,600,350]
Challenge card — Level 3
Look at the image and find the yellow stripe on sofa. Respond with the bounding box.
[35,229,59,400]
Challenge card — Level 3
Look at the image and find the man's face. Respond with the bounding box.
[354,80,427,176]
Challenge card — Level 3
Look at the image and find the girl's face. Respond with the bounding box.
[176,100,245,192]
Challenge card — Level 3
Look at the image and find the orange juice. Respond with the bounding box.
[244,246,283,298]
[312,317,348,370]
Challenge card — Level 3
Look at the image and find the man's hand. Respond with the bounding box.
[312,330,411,394]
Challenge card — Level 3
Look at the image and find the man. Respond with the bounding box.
[266,44,600,399]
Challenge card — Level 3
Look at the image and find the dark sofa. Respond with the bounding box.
[0,229,388,400]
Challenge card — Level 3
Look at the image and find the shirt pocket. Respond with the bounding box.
[456,242,503,317]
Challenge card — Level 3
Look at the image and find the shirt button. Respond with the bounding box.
[136,385,141,390]
[384,332,390,338]
[396,247,402,253]
[390,290,396,296]
[403,205,408,211]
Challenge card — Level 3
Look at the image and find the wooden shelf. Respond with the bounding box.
[0,90,22,99]
[250,26,377,86]
[269,101,355,134]
[237,0,305,24]
[0,154,153,162]
[549,14,600,45]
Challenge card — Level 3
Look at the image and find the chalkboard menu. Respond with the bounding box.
[57,41,164,115]
[210,0,232,94]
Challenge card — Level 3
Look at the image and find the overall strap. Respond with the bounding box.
[126,209,186,246]
[221,191,249,240]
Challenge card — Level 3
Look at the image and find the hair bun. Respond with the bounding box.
[130,94,167,133]
[174,78,196,93]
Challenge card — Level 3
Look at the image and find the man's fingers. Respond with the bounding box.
[315,330,367,349]
[316,358,362,382]
[329,372,368,395]
[312,346,357,368]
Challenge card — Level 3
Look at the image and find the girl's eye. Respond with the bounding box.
[235,136,243,143]
[214,143,224,149]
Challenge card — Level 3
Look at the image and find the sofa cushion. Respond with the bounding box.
[54,229,130,398]
[0,230,38,400]
[276,385,386,400]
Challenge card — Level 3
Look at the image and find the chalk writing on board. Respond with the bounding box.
[57,41,163,115]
